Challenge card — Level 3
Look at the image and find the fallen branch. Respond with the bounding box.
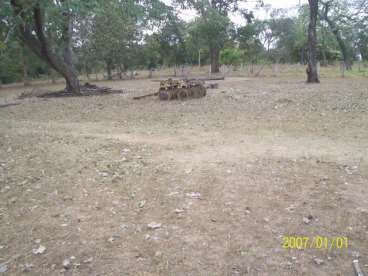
[133,92,159,100]
[0,102,20,108]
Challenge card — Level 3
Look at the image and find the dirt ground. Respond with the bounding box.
[0,74,368,275]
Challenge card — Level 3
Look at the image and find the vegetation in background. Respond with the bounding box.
[1,0,367,86]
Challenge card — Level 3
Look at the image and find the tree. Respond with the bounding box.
[237,22,264,64]
[320,0,354,69]
[220,48,243,66]
[175,0,255,73]
[6,0,92,93]
[0,21,48,85]
[307,0,320,83]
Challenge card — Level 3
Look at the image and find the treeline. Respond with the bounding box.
[1,0,367,85]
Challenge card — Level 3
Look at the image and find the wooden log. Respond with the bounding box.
[133,92,159,100]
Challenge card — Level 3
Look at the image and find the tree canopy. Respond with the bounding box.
[1,0,367,86]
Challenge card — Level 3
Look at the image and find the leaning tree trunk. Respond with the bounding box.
[327,19,352,70]
[320,2,352,70]
[307,0,320,83]
[62,6,79,93]
[10,1,81,94]
[210,46,220,74]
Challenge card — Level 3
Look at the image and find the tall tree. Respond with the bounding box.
[175,0,255,73]
[7,0,89,93]
[307,0,320,83]
[320,0,354,70]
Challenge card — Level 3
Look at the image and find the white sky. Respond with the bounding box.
[165,0,309,25]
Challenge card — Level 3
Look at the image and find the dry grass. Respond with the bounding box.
[0,71,367,275]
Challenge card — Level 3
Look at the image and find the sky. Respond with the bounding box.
[164,0,309,25]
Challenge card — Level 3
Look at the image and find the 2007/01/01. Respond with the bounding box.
[282,236,349,250]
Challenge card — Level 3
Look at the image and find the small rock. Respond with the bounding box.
[62,259,71,269]
[62,196,73,201]
[122,148,130,154]
[21,263,33,272]
[0,264,8,273]
[9,197,17,204]
[313,258,324,265]
[245,207,251,214]
[0,186,10,193]
[175,209,184,214]
[154,251,163,258]
[303,215,314,224]
[120,224,128,230]
[263,217,270,223]
[147,222,162,230]
[138,200,146,208]
[34,239,41,244]
[98,172,109,177]
[32,245,46,255]
[70,256,76,260]
[186,192,201,199]
[83,257,93,264]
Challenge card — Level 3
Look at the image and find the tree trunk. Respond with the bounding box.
[321,1,352,70]
[198,49,201,68]
[11,1,80,93]
[118,65,123,80]
[307,0,320,83]
[62,8,79,93]
[300,47,304,65]
[106,60,112,80]
[321,48,327,66]
[10,1,80,94]
[84,62,90,80]
[22,47,30,86]
[210,46,220,73]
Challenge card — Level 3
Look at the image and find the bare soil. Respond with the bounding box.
[0,76,368,275]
